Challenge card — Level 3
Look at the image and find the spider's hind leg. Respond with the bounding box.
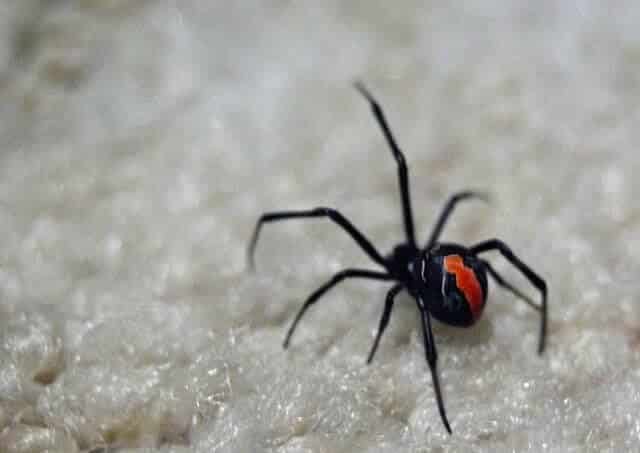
[417,297,453,434]
[424,191,489,249]
[471,239,547,354]
[481,259,541,311]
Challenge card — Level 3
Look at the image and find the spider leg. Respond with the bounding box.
[471,239,547,354]
[247,208,387,271]
[283,268,393,348]
[366,283,404,364]
[354,82,417,248]
[424,191,489,250]
[418,297,452,434]
[480,259,541,311]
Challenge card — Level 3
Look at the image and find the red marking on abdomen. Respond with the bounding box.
[443,255,484,321]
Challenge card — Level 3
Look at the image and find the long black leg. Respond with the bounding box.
[481,259,541,311]
[366,283,404,364]
[283,268,393,348]
[354,82,417,248]
[418,298,452,434]
[248,208,387,270]
[471,239,547,354]
[424,191,489,249]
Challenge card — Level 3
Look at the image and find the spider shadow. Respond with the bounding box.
[430,316,493,350]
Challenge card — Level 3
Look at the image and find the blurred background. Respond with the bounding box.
[1,1,639,451]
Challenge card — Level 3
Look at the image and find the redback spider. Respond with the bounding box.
[247,82,547,434]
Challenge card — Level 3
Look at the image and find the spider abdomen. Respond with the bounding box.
[443,255,485,321]
[417,250,488,327]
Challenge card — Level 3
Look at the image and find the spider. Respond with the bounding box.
[247,82,547,434]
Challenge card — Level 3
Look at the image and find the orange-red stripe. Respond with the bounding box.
[443,255,484,320]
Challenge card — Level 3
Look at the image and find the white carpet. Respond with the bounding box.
[1,1,639,451]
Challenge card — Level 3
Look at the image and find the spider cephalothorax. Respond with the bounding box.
[248,83,547,434]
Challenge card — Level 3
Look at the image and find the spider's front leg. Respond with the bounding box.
[247,207,388,270]
[284,268,393,348]
[354,82,417,248]
[366,283,404,364]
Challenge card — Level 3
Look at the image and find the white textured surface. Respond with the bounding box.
[1,1,640,452]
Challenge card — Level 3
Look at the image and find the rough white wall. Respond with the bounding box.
[1,1,639,452]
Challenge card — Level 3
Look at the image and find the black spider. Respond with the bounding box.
[247,82,547,434]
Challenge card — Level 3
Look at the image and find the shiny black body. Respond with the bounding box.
[417,243,489,327]
[247,83,547,434]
